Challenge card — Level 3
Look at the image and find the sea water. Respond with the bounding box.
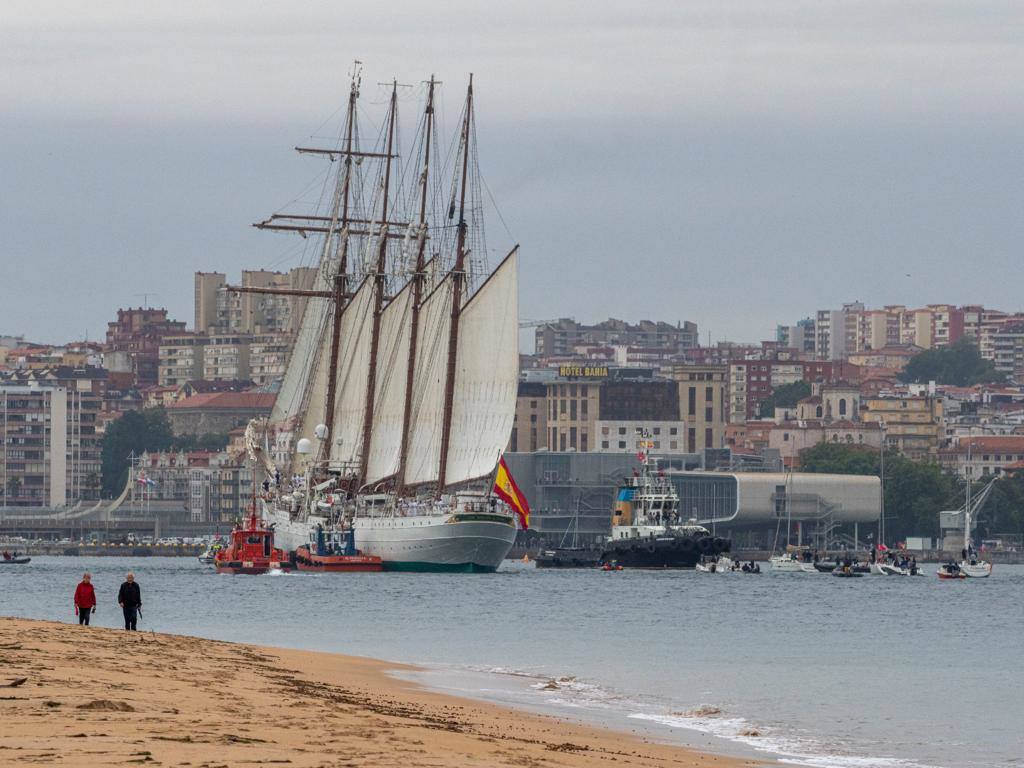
[2,557,1021,767]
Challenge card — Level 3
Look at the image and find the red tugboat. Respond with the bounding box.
[214,508,295,575]
[294,524,382,572]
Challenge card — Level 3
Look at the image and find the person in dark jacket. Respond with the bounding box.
[117,572,142,631]
[74,572,97,625]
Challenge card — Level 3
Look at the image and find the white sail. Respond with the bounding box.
[444,249,519,486]
[364,282,414,484]
[271,268,332,445]
[403,275,453,486]
[329,278,375,467]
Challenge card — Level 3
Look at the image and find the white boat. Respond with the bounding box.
[249,69,521,572]
[768,553,818,573]
[871,562,908,576]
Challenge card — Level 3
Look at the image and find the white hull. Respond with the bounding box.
[769,556,817,573]
[961,561,992,578]
[353,514,517,572]
[265,506,327,553]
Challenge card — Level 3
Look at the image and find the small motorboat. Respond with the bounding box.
[294,525,382,572]
[215,509,295,575]
[197,542,223,565]
[600,561,623,571]
[0,555,30,565]
[937,562,966,580]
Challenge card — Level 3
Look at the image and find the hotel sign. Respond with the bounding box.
[558,365,609,379]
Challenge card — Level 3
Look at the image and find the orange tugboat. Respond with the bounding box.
[214,508,295,575]
[294,524,382,572]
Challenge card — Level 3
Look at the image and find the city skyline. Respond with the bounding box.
[3,2,1024,344]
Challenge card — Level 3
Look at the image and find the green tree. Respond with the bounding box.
[797,442,959,542]
[899,338,1005,386]
[757,380,812,418]
[100,407,176,496]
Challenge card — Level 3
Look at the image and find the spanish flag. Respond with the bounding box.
[493,455,530,529]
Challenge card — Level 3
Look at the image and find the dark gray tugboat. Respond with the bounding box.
[599,447,729,569]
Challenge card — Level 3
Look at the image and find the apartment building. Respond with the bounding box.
[203,334,252,381]
[194,268,316,336]
[938,435,1024,479]
[248,333,293,386]
[861,396,944,460]
[509,382,548,452]
[158,333,208,387]
[671,364,727,452]
[0,384,67,507]
[536,318,698,358]
[105,308,188,387]
[992,323,1024,381]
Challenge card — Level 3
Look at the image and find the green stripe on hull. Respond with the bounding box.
[382,561,498,573]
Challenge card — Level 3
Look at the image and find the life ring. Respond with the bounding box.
[646,541,657,553]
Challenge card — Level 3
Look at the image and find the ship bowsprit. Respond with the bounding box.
[600,532,731,569]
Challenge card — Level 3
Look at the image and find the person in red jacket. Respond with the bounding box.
[74,573,97,626]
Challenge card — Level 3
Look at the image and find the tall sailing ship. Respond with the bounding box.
[242,66,520,572]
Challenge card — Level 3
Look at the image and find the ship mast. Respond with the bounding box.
[319,70,360,462]
[358,81,400,485]
[396,75,437,492]
[437,75,474,493]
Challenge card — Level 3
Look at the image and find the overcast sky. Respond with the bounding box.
[2,1,1023,348]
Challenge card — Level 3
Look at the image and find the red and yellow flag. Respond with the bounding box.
[493,455,530,529]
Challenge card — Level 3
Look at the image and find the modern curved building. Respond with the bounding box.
[667,471,881,528]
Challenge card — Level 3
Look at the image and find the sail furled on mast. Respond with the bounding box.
[329,278,375,467]
[364,282,414,484]
[443,248,519,486]
[402,275,454,486]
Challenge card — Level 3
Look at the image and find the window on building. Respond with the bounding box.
[581,399,588,417]
[530,428,538,451]
[653,427,661,435]
[618,427,626,435]
[618,440,626,449]
[670,427,678,435]
[569,427,577,449]
[601,426,609,435]
[670,440,678,449]
[705,386,713,402]
[839,398,847,416]
[530,414,537,423]
[510,429,518,452]
[560,399,567,415]
[581,385,588,397]
[559,433,567,452]
[581,433,588,452]
[602,440,609,449]
[688,387,696,416]
[705,427,713,447]
[784,433,789,441]
[570,400,577,420]
[816,405,823,418]
[687,427,696,453]
[705,406,713,421]
[551,427,557,449]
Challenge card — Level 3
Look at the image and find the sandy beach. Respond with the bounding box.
[0,617,758,767]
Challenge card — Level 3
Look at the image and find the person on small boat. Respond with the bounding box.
[117,573,142,631]
[74,573,97,625]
